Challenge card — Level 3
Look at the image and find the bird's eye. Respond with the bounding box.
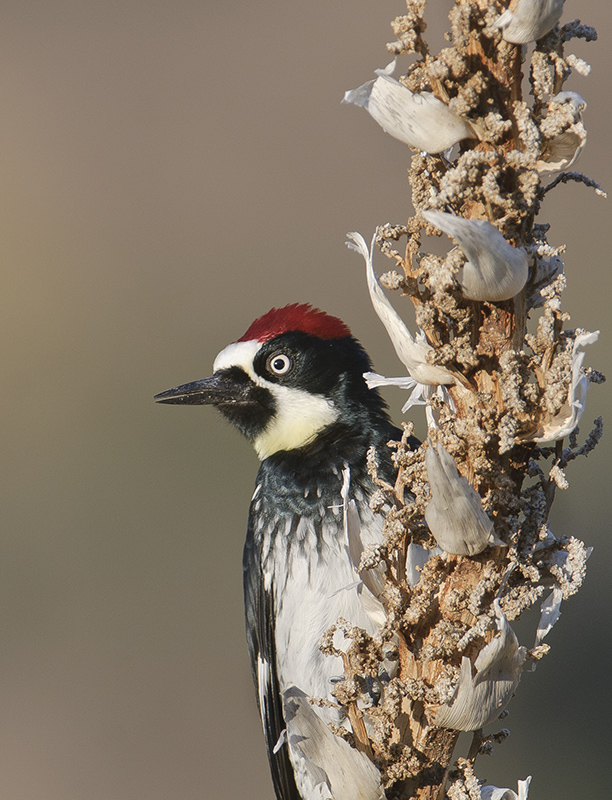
[267,353,292,376]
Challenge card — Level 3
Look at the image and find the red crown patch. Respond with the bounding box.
[237,303,351,343]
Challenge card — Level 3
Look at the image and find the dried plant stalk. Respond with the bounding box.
[337,2,604,798]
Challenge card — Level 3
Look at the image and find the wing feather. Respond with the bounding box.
[243,520,301,800]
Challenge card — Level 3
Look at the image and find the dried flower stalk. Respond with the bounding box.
[336,2,604,798]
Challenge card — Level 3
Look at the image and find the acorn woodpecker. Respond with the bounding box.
[155,304,409,800]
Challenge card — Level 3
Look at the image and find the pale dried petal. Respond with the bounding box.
[283,687,386,800]
[363,371,419,395]
[364,373,454,431]
[347,232,455,386]
[342,60,478,154]
[341,468,386,626]
[537,131,585,173]
[495,0,564,44]
[424,442,502,556]
[406,543,442,586]
[537,92,587,174]
[481,776,532,800]
[534,586,563,647]
[434,601,526,731]
[364,371,430,412]
[423,210,528,302]
[529,330,599,442]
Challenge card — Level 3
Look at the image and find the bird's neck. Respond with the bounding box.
[255,420,397,512]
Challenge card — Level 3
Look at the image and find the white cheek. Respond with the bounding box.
[254,385,338,459]
[213,339,338,459]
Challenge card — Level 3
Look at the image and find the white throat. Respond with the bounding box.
[253,386,338,459]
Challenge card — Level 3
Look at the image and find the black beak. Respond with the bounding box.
[154,367,269,412]
[154,371,251,406]
[155,367,275,438]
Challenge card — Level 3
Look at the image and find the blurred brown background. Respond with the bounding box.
[0,1,609,798]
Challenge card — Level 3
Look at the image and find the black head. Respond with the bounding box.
[155,304,395,459]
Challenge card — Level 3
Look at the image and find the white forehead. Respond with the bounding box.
[213,339,262,377]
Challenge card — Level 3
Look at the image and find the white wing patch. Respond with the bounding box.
[257,654,271,726]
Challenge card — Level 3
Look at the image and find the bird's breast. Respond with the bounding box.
[256,507,382,706]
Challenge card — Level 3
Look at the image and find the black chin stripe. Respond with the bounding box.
[214,367,277,440]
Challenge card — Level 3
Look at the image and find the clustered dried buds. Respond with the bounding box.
[327,2,604,798]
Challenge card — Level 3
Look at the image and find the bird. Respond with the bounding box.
[155,303,414,800]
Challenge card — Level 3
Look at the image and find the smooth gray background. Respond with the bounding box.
[1,1,609,798]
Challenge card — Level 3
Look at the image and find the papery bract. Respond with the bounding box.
[434,601,526,731]
[527,330,599,442]
[424,442,502,556]
[342,60,479,154]
[405,542,442,586]
[341,466,386,626]
[537,91,587,174]
[480,776,532,800]
[346,231,455,386]
[423,210,529,302]
[534,586,563,647]
[363,372,453,429]
[283,687,386,800]
[495,0,565,44]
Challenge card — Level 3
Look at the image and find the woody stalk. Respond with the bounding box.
[332,1,604,798]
